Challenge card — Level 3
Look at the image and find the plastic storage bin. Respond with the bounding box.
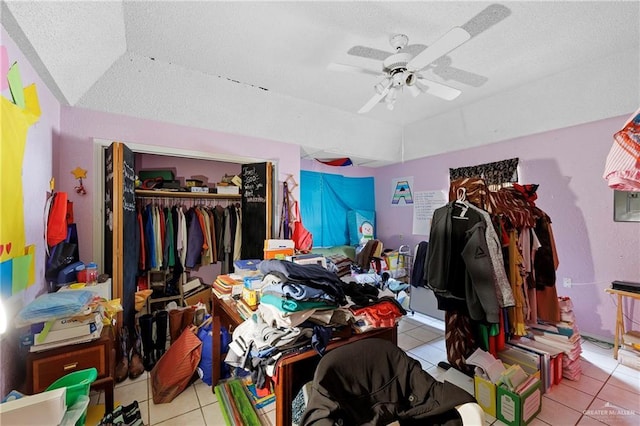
[45,367,97,426]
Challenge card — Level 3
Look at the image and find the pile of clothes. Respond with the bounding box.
[224,259,406,390]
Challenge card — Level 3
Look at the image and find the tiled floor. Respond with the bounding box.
[89,314,640,425]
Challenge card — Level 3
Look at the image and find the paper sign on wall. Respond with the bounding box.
[412,190,447,236]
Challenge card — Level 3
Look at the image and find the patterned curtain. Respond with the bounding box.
[449,158,519,187]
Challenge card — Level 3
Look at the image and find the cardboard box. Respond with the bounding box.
[242,287,259,307]
[264,239,295,250]
[496,378,542,426]
[264,248,294,259]
[216,185,240,195]
[184,286,212,309]
[474,375,497,417]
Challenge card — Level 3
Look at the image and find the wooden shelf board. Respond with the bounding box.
[135,189,241,199]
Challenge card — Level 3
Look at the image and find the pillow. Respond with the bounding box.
[347,210,376,246]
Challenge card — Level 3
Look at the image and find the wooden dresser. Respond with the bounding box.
[26,325,115,414]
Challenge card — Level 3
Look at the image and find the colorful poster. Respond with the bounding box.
[391,176,414,206]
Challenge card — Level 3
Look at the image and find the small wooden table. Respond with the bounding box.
[210,291,397,426]
[26,325,115,414]
[605,287,640,359]
[211,294,244,387]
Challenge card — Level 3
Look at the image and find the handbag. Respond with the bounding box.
[150,326,202,404]
[291,202,313,252]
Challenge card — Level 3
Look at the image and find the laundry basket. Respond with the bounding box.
[45,367,97,426]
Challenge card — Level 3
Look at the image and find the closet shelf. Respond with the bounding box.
[135,189,241,200]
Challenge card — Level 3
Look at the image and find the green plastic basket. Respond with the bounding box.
[46,367,97,426]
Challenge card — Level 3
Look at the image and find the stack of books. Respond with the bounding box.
[530,320,582,381]
[235,296,259,320]
[508,337,564,393]
[243,377,275,409]
[24,312,104,352]
[213,274,242,300]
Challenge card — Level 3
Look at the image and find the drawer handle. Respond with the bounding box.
[63,362,78,371]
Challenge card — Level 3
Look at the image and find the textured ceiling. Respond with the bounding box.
[2,1,639,166]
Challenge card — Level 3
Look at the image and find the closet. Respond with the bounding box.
[135,190,242,312]
[103,141,273,329]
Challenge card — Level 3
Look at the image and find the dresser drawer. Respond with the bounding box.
[31,344,107,393]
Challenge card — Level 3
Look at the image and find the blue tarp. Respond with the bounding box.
[300,171,375,247]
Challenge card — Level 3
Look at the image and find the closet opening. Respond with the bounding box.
[91,138,279,305]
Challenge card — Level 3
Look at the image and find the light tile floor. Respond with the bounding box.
[89,313,640,425]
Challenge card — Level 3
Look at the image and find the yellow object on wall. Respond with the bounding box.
[0,51,41,332]
[0,79,41,265]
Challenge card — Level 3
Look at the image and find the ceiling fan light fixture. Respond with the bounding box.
[406,84,421,97]
[404,72,416,86]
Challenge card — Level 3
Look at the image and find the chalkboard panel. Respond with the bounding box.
[104,145,114,277]
[104,142,137,329]
[241,162,272,259]
[121,144,137,329]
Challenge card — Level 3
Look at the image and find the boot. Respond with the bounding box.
[181,306,196,332]
[155,310,168,361]
[114,326,129,383]
[169,309,183,344]
[138,314,156,371]
[128,326,145,380]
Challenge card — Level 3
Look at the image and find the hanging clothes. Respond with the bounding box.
[233,204,242,261]
[426,202,500,324]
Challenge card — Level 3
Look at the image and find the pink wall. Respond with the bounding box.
[136,153,242,188]
[1,27,60,396]
[58,106,301,271]
[374,115,640,340]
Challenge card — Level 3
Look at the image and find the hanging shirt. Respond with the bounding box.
[185,208,204,268]
[233,205,242,261]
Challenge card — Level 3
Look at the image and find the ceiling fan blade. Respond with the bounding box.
[406,27,471,72]
[432,65,488,87]
[399,44,428,57]
[358,80,391,114]
[327,62,382,77]
[415,77,461,101]
[348,45,393,61]
[460,4,511,38]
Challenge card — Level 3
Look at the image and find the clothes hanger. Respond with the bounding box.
[453,187,469,219]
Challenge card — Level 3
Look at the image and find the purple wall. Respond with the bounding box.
[1,27,59,396]
[136,153,242,188]
[374,115,640,340]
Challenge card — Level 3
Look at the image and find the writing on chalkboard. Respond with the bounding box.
[243,166,265,199]
[123,160,136,212]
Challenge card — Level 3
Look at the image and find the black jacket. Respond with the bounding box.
[301,338,475,426]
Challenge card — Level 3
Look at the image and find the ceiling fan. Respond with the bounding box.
[329,4,511,113]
